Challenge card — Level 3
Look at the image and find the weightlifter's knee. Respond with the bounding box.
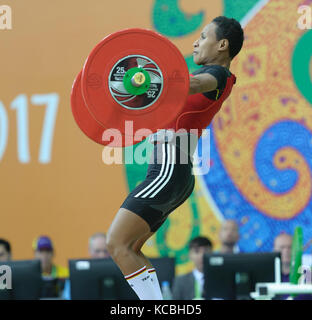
[106,233,133,259]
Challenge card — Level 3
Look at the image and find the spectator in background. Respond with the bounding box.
[302,239,312,268]
[88,232,110,259]
[274,233,292,279]
[33,236,69,298]
[273,232,312,300]
[0,239,11,262]
[33,236,69,278]
[218,219,240,253]
[62,232,110,299]
[172,236,213,300]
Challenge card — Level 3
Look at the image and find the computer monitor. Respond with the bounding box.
[0,259,42,300]
[69,256,176,300]
[149,257,176,289]
[69,258,138,300]
[203,252,281,300]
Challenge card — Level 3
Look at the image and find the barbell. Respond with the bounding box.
[71,28,190,147]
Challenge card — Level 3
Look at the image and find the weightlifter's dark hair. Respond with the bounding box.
[212,16,244,60]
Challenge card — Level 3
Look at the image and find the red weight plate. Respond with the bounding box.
[71,71,134,147]
[81,28,189,138]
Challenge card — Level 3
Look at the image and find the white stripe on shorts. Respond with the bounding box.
[134,143,167,198]
[148,144,176,198]
[134,143,174,198]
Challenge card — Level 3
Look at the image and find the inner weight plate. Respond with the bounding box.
[109,55,163,110]
[71,71,138,147]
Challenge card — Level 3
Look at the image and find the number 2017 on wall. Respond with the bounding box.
[0,94,59,163]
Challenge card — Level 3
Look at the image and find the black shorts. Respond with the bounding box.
[120,141,195,232]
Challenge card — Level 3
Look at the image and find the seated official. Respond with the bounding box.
[33,236,69,298]
[172,236,213,300]
[273,232,312,300]
[0,238,12,262]
[216,219,240,254]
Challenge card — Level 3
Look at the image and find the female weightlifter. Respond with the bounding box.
[106,16,244,300]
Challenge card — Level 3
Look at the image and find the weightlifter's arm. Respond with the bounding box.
[188,73,218,95]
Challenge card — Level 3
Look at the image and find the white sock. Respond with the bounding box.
[125,266,158,300]
[148,268,163,300]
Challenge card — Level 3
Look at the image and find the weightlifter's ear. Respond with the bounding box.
[218,39,229,53]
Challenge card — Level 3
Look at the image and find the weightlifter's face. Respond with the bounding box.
[193,22,220,65]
